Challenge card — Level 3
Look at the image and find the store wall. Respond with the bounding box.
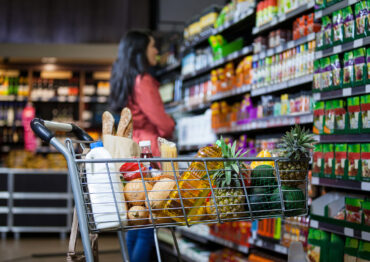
[0,0,151,43]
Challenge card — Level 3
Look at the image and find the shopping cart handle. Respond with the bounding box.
[31,118,93,143]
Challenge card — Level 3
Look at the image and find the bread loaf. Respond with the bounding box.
[117,108,132,137]
[102,111,115,136]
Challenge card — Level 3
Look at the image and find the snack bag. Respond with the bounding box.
[322,16,333,48]
[313,60,322,92]
[313,144,324,177]
[355,1,368,38]
[345,197,363,224]
[324,100,335,134]
[354,48,366,86]
[348,96,361,133]
[331,55,342,89]
[367,48,370,83]
[367,0,370,35]
[321,57,332,90]
[362,201,370,226]
[361,94,370,132]
[361,143,370,181]
[334,99,347,133]
[316,29,324,50]
[334,143,348,179]
[343,6,355,42]
[348,144,361,180]
[323,144,335,178]
[333,10,344,45]
[314,101,325,134]
[343,51,354,88]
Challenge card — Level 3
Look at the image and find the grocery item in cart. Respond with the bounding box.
[348,96,361,133]
[333,10,344,45]
[354,48,367,86]
[345,197,363,224]
[163,144,223,223]
[331,54,342,89]
[343,6,355,42]
[86,141,128,230]
[158,137,179,177]
[348,144,361,180]
[323,144,335,178]
[334,143,347,179]
[361,143,370,181]
[343,51,355,88]
[355,1,368,38]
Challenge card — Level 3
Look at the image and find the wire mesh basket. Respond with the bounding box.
[66,138,309,233]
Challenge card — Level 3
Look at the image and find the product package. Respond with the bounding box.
[323,144,335,178]
[343,6,355,42]
[333,10,344,45]
[354,48,367,86]
[361,143,370,181]
[334,143,348,179]
[307,229,330,262]
[346,197,364,224]
[329,234,345,262]
[313,101,325,134]
[361,95,370,132]
[313,144,324,177]
[355,1,368,39]
[321,57,332,90]
[344,237,359,262]
[331,54,342,89]
[324,100,335,134]
[335,99,347,133]
[343,51,355,88]
[357,240,370,262]
[316,29,325,50]
[313,60,322,92]
[367,48,370,83]
[368,0,370,35]
[322,16,333,48]
[362,201,370,226]
[348,97,361,133]
[348,144,361,180]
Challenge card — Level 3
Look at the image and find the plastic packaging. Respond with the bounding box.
[322,16,333,48]
[313,144,324,176]
[361,94,370,132]
[334,143,348,179]
[354,48,367,86]
[355,1,368,39]
[323,144,335,178]
[345,197,363,224]
[334,99,347,133]
[331,55,342,89]
[313,101,325,134]
[343,6,355,42]
[333,10,344,45]
[361,143,370,181]
[343,51,354,88]
[348,96,361,133]
[324,100,335,134]
[348,144,361,180]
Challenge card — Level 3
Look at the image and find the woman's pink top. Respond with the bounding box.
[127,74,175,157]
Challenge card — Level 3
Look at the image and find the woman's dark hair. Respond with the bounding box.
[109,30,152,112]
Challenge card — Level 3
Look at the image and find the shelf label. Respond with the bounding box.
[287,41,295,49]
[267,49,274,56]
[310,220,319,228]
[239,245,248,253]
[343,88,352,97]
[366,84,370,93]
[230,52,239,60]
[362,231,370,241]
[354,39,364,48]
[276,46,283,53]
[315,10,323,19]
[361,182,370,191]
[333,45,342,54]
[344,227,354,237]
[274,245,287,254]
[257,240,262,246]
[98,96,107,103]
[83,96,91,103]
[316,51,323,59]
[313,93,321,101]
[252,27,258,34]
[349,0,359,5]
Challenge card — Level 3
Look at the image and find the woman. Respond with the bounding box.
[109,31,175,262]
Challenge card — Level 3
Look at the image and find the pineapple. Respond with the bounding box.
[278,125,316,186]
[206,139,249,219]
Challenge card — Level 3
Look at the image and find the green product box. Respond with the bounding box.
[355,1,368,39]
[307,228,331,262]
[331,54,342,89]
[334,143,348,179]
[328,233,345,262]
[367,48,370,83]
[345,197,364,224]
[360,95,370,133]
[357,240,370,261]
[362,201,370,227]
[343,6,355,43]
[324,100,335,134]
[323,144,335,178]
[322,16,333,49]
[354,48,367,86]
[334,99,348,134]
[348,144,361,181]
[333,10,344,46]
[348,97,362,134]
[313,144,324,177]
[314,101,325,135]
[344,237,360,262]
[343,51,355,88]
[361,143,370,182]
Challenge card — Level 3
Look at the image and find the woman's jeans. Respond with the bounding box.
[126,228,154,262]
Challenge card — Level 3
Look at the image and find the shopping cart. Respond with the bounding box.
[30,118,309,262]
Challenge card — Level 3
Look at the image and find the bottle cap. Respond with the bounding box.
[139,140,151,147]
[90,141,103,149]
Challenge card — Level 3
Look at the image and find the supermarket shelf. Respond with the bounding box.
[315,0,361,19]
[12,207,73,214]
[0,168,68,174]
[313,85,370,101]
[182,102,211,113]
[210,84,251,102]
[178,228,249,255]
[315,36,370,59]
[0,207,9,213]
[310,219,370,241]
[181,8,255,52]
[0,146,11,152]
[252,1,315,35]
[82,96,108,103]
[0,120,22,127]
[253,33,316,62]
[251,74,313,97]
[0,95,28,102]
[319,134,370,143]
[32,96,79,103]
[11,226,70,233]
[181,45,253,81]
[249,238,288,255]
[156,62,181,77]
[216,113,313,134]
[311,176,370,192]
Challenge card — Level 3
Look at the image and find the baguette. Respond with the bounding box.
[102,111,115,136]
[117,107,132,137]
[123,119,133,138]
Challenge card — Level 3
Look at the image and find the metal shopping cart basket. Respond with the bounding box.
[30,118,309,262]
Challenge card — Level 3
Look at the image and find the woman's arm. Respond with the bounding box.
[134,75,175,138]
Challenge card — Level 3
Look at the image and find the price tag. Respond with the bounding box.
[313,93,321,100]
[253,27,258,34]
[58,97,66,102]
[349,0,359,5]
[274,245,286,254]
[257,240,263,246]
[366,84,370,93]
[260,51,266,59]
[362,231,370,241]
[312,176,319,185]
[239,245,248,253]
[343,88,352,97]
[333,45,342,53]
[98,96,107,103]
[315,10,323,19]
[232,52,239,59]
[83,96,91,103]
[354,38,364,47]
[287,41,294,49]
[68,96,76,102]
[316,51,323,59]
[276,46,283,53]
[308,33,315,41]
[279,14,286,22]
[344,227,354,237]
[310,220,319,228]
[361,182,370,191]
